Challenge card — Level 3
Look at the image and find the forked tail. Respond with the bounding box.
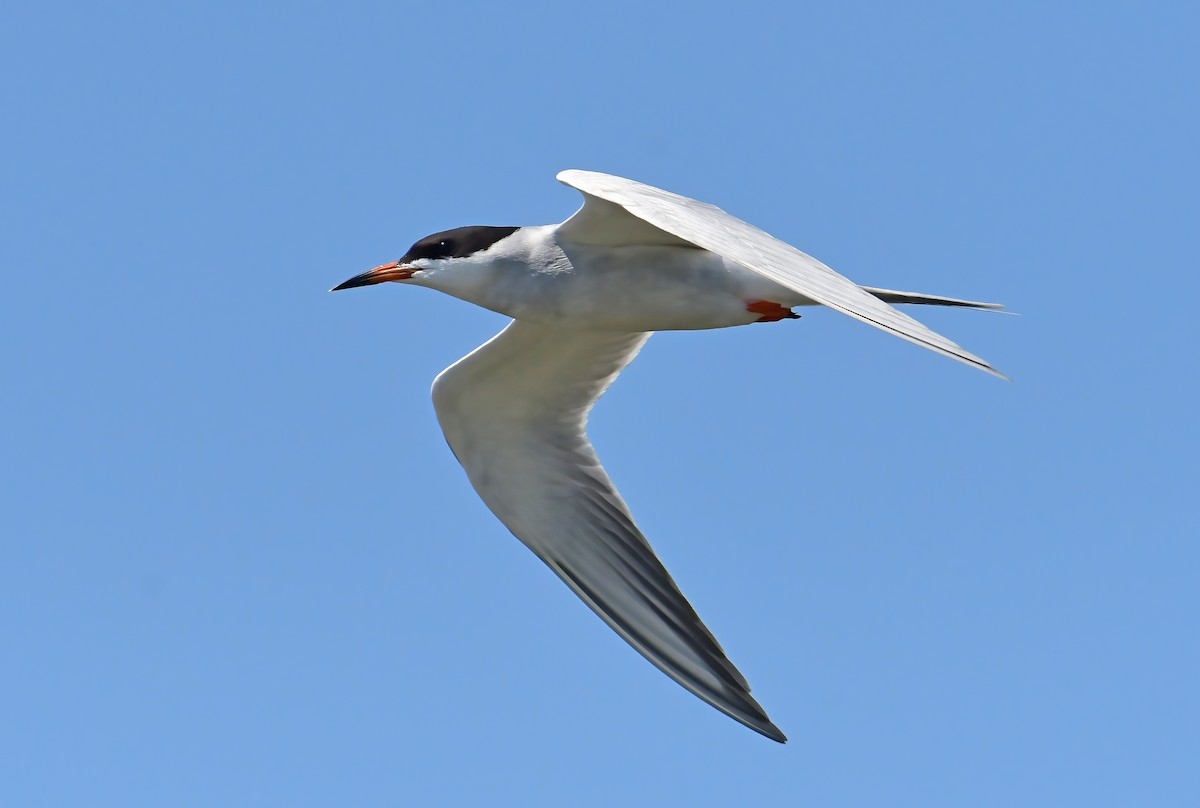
[861,286,1006,311]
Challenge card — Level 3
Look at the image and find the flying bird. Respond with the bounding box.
[333,170,1005,743]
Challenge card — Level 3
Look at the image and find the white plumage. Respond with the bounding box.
[334,170,1006,742]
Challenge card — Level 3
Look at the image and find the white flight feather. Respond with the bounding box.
[556,169,1006,379]
[431,321,788,742]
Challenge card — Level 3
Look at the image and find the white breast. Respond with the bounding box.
[465,230,801,331]
[560,243,804,330]
[408,224,806,332]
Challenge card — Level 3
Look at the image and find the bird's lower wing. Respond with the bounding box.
[431,320,786,742]
[556,169,1005,379]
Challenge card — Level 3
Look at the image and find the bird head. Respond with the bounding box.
[331,226,522,292]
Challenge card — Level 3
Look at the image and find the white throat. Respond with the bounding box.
[407,225,568,318]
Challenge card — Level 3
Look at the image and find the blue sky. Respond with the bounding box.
[3,1,1197,805]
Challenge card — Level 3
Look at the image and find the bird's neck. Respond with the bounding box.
[412,226,569,319]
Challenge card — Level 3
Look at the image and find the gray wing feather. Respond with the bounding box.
[432,321,786,742]
[557,169,1005,379]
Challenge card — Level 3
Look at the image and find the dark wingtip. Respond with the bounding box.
[762,723,788,744]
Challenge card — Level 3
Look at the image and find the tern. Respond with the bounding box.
[333,170,1005,743]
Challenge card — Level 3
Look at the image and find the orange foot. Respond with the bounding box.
[746,300,801,323]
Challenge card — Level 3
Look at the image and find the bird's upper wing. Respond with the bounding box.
[432,320,786,742]
[557,169,1005,379]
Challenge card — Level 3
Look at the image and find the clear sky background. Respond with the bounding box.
[3,1,1197,805]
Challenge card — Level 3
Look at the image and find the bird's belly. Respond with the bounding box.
[506,247,805,332]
